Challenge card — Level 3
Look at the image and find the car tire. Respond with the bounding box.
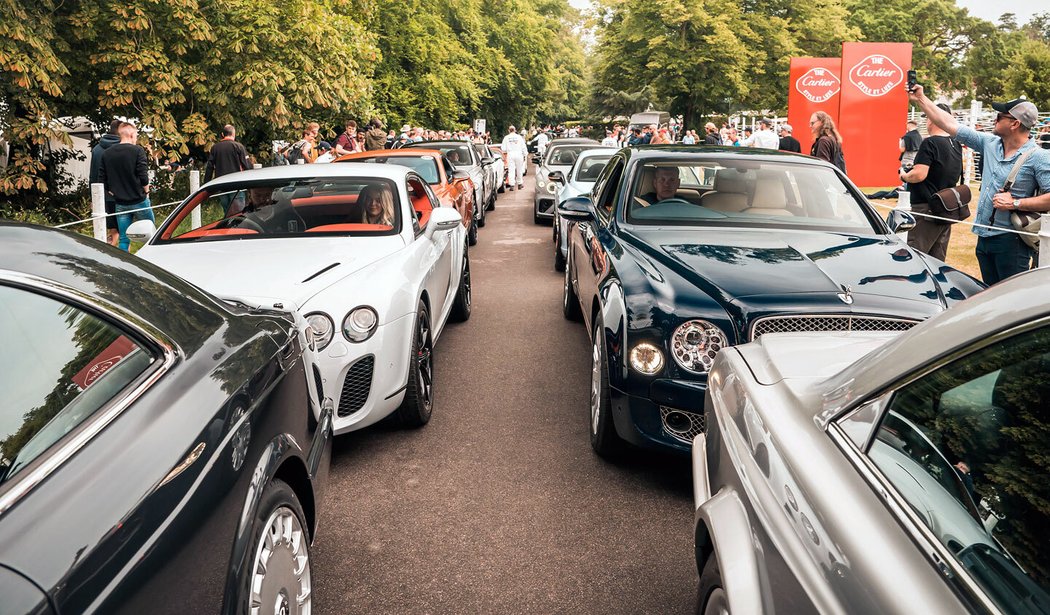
[450,247,472,322]
[486,192,496,211]
[554,245,566,272]
[468,215,478,246]
[696,554,729,615]
[497,183,505,194]
[394,300,434,428]
[563,251,582,321]
[478,202,487,228]
[240,479,312,615]
[534,212,545,225]
[589,313,626,458]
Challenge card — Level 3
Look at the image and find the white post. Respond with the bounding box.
[189,170,201,229]
[1039,213,1050,269]
[90,183,106,241]
[896,191,911,242]
[253,163,262,169]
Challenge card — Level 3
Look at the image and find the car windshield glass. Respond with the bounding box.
[157,178,401,242]
[409,144,473,167]
[574,155,612,182]
[344,156,440,184]
[625,160,877,233]
[545,146,593,167]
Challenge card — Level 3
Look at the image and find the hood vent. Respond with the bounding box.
[301,262,340,283]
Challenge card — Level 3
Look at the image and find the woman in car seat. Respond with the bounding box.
[358,184,396,226]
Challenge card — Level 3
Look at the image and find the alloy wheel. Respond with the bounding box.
[590,333,602,435]
[249,506,311,615]
[416,316,434,411]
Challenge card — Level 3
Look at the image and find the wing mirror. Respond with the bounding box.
[425,206,463,238]
[557,195,594,221]
[886,209,916,233]
[126,219,157,243]
[548,171,566,184]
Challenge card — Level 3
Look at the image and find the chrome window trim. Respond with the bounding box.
[0,270,178,518]
[748,314,921,341]
[827,423,1003,615]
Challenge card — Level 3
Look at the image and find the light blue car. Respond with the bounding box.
[550,148,616,271]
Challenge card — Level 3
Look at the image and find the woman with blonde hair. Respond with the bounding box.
[358,183,396,226]
[809,111,845,171]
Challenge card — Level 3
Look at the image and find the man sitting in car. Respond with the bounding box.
[634,166,680,207]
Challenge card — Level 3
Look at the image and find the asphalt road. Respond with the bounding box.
[313,168,697,614]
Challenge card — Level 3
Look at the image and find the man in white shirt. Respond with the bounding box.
[501,125,528,190]
[740,119,779,149]
[534,130,550,159]
[601,130,618,147]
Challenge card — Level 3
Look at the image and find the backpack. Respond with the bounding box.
[273,140,308,166]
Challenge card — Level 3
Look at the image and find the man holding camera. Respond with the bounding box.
[899,103,962,262]
[910,85,1050,284]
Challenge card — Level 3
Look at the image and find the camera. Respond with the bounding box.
[906,69,918,92]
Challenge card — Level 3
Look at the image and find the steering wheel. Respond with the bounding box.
[649,197,694,207]
[217,215,265,233]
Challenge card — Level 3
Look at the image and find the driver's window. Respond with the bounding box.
[594,160,624,222]
[867,326,1050,611]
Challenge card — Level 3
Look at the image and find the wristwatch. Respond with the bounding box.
[1013,198,1022,210]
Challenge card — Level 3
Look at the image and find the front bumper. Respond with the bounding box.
[315,312,414,435]
[609,378,707,454]
[534,195,556,218]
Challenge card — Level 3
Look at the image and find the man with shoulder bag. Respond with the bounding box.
[900,103,964,261]
[910,86,1050,284]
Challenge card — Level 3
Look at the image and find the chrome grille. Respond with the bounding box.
[660,406,706,444]
[750,315,919,341]
[337,356,374,417]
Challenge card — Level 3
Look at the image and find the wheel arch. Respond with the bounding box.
[597,278,628,386]
[694,488,765,614]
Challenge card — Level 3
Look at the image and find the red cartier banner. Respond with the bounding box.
[788,57,842,157]
[838,42,913,187]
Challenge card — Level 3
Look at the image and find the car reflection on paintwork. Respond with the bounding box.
[550,148,616,271]
[0,223,331,615]
[693,268,1050,614]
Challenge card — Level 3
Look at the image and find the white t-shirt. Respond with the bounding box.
[501,133,527,158]
[601,136,618,147]
[741,129,779,149]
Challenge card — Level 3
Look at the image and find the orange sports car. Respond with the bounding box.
[335,149,479,245]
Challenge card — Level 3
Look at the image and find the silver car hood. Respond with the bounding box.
[736,331,899,387]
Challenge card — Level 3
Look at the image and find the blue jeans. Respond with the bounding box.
[116,199,156,251]
[975,233,1032,285]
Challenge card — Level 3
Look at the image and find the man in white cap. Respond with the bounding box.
[501,125,527,190]
[778,124,801,153]
[911,86,1050,284]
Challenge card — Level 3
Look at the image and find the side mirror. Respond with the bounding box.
[452,170,470,181]
[126,219,157,243]
[557,195,594,221]
[425,206,463,237]
[548,171,566,184]
[886,209,916,233]
[531,154,541,163]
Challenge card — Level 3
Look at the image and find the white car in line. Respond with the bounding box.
[130,163,471,434]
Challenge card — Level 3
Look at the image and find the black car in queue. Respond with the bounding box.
[0,223,332,615]
[560,146,984,457]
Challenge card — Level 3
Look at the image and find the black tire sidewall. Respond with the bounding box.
[696,553,725,615]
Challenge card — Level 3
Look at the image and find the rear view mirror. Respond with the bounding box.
[426,206,463,237]
[126,219,157,243]
[548,171,566,184]
[557,195,594,221]
[886,209,916,233]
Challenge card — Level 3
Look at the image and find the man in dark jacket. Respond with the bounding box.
[203,124,250,183]
[899,103,963,261]
[99,122,153,251]
[89,119,122,246]
[703,122,721,145]
[778,124,801,153]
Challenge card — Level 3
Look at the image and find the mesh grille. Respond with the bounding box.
[660,406,706,444]
[750,315,919,341]
[337,356,374,417]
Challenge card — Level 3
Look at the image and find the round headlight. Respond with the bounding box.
[670,320,728,373]
[629,342,664,375]
[537,179,546,188]
[547,182,558,194]
[305,312,334,351]
[342,306,379,342]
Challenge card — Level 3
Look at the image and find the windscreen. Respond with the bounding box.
[573,155,612,182]
[625,160,878,233]
[407,143,473,167]
[157,178,401,242]
[343,155,440,184]
[545,145,594,167]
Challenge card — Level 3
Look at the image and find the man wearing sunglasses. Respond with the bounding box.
[910,85,1050,284]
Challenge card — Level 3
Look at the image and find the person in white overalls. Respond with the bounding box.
[501,126,528,190]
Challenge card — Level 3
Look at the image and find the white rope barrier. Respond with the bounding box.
[868,200,1039,238]
[52,199,183,229]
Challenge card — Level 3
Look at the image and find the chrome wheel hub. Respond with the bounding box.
[250,506,311,615]
[417,318,433,411]
[590,335,602,435]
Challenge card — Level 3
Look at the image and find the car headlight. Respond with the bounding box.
[629,342,664,375]
[305,312,334,351]
[547,182,558,194]
[342,306,379,342]
[670,320,727,373]
[537,179,546,188]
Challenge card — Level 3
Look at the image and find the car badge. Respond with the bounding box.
[837,284,854,305]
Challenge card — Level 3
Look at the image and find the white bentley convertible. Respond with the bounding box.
[131,164,471,434]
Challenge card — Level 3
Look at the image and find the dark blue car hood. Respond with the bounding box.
[621,226,953,310]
